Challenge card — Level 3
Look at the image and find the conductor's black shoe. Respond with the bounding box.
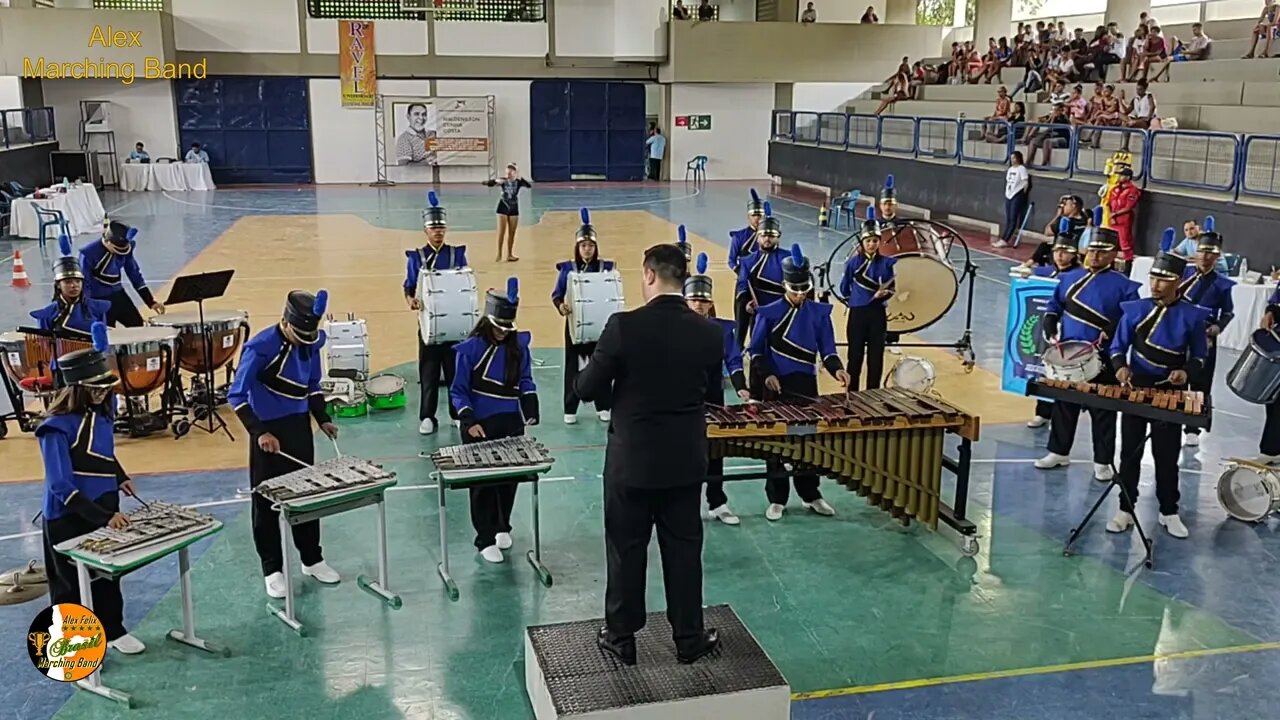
[597,627,637,666]
[676,629,720,664]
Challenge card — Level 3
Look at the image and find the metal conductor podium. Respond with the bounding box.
[163,269,236,440]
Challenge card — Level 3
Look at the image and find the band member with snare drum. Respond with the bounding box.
[32,236,111,350]
[482,163,532,262]
[79,220,164,328]
[734,202,786,348]
[1024,219,1082,429]
[450,278,540,564]
[37,322,146,655]
[228,290,341,600]
[1036,213,1140,480]
[553,209,614,425]
[748,244,850,521]
[1176,218,1233,447]
[1107,252,1209,539]
[405,191,469,436]
[840,206,896,392]
[685,252,750,526]
[1258,285,1280,464]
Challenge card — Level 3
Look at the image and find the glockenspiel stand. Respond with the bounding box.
[166,547,229,656]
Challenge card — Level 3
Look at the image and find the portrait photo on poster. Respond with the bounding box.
[383,96,494,183]
[392,100,439,171]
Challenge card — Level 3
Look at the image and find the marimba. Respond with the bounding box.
[1026,378,1211,430]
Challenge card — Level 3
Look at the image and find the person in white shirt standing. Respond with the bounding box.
[996,150,1031,248]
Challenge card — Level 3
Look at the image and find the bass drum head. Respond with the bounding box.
[886,253,959,335]
[1217,464,1280,522]
[889,356,935,392]
[887,221,954,265]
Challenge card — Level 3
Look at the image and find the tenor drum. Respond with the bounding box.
[149,309,249,374]
[366,374,406,411]
[108,327,179,396]
[1227,329,1280,405]
[324,317,370,379]
[887,356,936,392]
[328,390,368,419]
[1041,341,1103,383]
[1217,459,1280,523]
[418,269,479,345]
[567,269,625,345]
[886,253,959,335]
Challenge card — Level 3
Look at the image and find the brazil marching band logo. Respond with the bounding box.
[26,603,107,682]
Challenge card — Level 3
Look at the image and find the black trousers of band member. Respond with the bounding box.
[465,412,526,550]
[752,370,823,504]
[1184,342,1217,436]
[1034,400,1053,420]
[1261,400,1280,456]
[846,305,888,392]
[1118,375,1184,515]
[42,491,127,641]
[249,412,323,576]
[733,294,751,350]
[706,457,728,509]
[604,480,705,650]
[105,290,144,328]
[1047,366,1117,465]
[563,325,612,415]
[418,339,458,423]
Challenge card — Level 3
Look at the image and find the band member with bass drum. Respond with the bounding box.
[228,290,341,599]
[404,191,469,436]
[1107,252,1208,539]
[1024,218,1083,429]
[1176,217,1233,447]
[748,244,850,521]
[1035,209,1140,481]
[734,202,786,348]
[31,236,111,367]
[839,206,896,392]
[1257,284,1280,465]
[79,220,164,327]
[450,278,540,564]
[684,252,750,526]
[728,189,766,348]
[552,208,614,425]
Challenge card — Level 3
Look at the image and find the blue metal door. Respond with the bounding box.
[175,77,313,185]
[530,81,646,182]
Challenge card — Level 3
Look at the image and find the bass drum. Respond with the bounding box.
[884,220,955,266]
[886,253,959,335]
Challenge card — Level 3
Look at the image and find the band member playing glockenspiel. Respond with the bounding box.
[1025,219,1082,429]
[1257,284,1280,465]
[79,220,165,328]
[31,236,111,345]
[228,290,341,599]
[1035,213,1139,481]
[450,278,540,564]
[553,209,614,425]
[404,192,468,436]
[734,202,786,348]
[37,322,147,656]
[1107,252,1208,539]
[728,189,765,349]
[1176,219,1233,447]
[748,244,850,521]
[840,206,896,392]
[685,252,750,526]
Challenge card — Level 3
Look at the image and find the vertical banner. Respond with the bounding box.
[1002,276,1058,396]
[339,21,376,108]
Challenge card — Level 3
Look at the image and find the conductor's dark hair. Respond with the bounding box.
[643,243,688,287]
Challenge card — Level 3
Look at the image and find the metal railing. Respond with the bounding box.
[0,107,57,151]
[772,109,1275,200]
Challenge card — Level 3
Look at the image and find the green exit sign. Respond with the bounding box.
[676,114,712,130]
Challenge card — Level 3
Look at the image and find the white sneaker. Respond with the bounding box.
[1257,454,1280,465]
[264,572,287,599]
[1105,510,1134,533]
[1159,513,1189,539]
[302,560,341,584]
[597,410,611,422]
[495,532,513,549]
[480,545,504,563]
[563,414,578,425]
[1093,463,1115,482]
[765,503,785,521]
[108,634,146,655]
[991,239,1009,248]
[1034,453,1070,469]
[709,505,740,525]
[804,498,836,516]
[418,418,437,435]
[1026,416,1048,428]
[1183,433,1200,447]
[453,419,461,429]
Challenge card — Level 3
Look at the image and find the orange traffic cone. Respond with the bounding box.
[11,250,30,288]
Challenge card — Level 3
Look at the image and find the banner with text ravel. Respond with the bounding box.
[339,20,376,108]
[1002,276,1057,397]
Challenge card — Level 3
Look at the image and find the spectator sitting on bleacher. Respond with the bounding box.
[1139,11,1160,30]
[672,0,690,19]
[983,86,1012,131]
[1121,25,1147,81]
[977,38,1002,84]
[1124,80,1158,131]
[1047,80,1071,105]
[1048,47,1076,84]
[1150,23,1211,81]
[697,0,715,21]
[860,5,877,23]
[985,98,1024,143]
[1025,103,1071,167]
[1084,26,1121,81]
[964,42,985,83]
[1128,25,1167,81]
[1086,84,1124,147]
[1011,51,1045,97]
[1243,0,1278,58]
[874,62,912,115]
[1066,84,1091,135]
[1068,27,1089,57]
[801,2,817,23]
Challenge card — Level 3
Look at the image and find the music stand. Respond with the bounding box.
[164,270,236,440]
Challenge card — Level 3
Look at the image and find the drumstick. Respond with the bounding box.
[276,450,312,469]
[123,487,152,509]
[329,437,343,458]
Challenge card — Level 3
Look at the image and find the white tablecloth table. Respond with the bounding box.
[1130,255,1275,351]
[117,162,217,192]
[181,163,215,191]
[10,184,107,239]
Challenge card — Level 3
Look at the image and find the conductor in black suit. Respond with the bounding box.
[575,243,724,666]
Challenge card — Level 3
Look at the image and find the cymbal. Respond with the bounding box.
[0,560,48,586]
[0,580,47,606]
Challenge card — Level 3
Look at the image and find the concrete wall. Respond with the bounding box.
[0,8,170,75]
[40,78,179,159]
[669,83,775,179]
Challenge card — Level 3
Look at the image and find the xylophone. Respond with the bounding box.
[254,456,396,504]
[1027,378,1210,430]
[71,502,217,561]
[429,437,553,472]
[707,388,981,544]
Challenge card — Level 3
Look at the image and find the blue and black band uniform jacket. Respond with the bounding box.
[839,252,897,308]
[735,246,787,310]
[1110,298,1210,380]
[79,239,155,307]
[37,405,128,525]
[1030,261,1081,280]
[31,297,111,340]
[449,331,539,430]
[402,243,468,298]
[227,325,331,435]
[727,227,759,273]
[747,298,843,380]
[710,318,747,402]
[1043,267,1141,343]
[1178,266,1235,334]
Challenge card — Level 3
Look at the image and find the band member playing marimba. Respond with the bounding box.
[79,220,164,328]
[553,209,614,425]
[450,278,540,564]
[685,252,750,526]
[1259,285,1280,464]
[748,244,850,521]
[1036,220,1140,480]
[31,236,111,344]
[228,290,341,599]
[405,192,469,436]
[1176,221,1233,446]
[1107,252,1208,539]
[728,189,765,349]
[840,207,896,392]
[37,322,146,655]
[1025,219,1082,429]
[734,203,786,348]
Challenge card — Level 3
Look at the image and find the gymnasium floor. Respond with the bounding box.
[0,182,1277,720]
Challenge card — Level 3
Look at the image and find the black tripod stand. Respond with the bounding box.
[164,270,236,441]
[1062,430,1156,569]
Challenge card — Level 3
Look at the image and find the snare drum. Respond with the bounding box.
[328,390,368,419]
[109,327,179,396]
[149,310,249,374]
[1217,459,1280,523]
[418,268,479,345]
[366,374,406,411]
[567,269,625,345]
[1227,329,1280,405]
[886,253,958,335]
[887,356,936,392]
[1041,341,1103,383]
